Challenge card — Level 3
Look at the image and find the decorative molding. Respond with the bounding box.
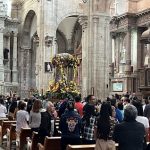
[78,16,88,31]
[45,35,53,47]
[33,33,39,46]
[110,9,150,32]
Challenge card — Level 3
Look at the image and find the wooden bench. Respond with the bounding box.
[0,118,8,126]
[67,143,119,150]
[67,144,95,150]
[0,120,16,145]
[7,124,16,150]
[27,131,39,150]
[16,128,32,150]
[38,136,61,150]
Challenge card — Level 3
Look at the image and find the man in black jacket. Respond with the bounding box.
[38,102,52,144]
[113,104,145,150]
[60,100,82,150]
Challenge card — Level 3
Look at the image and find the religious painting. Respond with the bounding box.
[45,62,53,72]
[112,82,123,92]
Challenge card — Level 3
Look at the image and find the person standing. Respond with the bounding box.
[38,101,52,144]
[74,96,83,117]
[95,102,116,150]
[29,99,42,132]
[0,98,7,118]
[60,101,82,150]
[16,102,29,140]
[113,104,145,150]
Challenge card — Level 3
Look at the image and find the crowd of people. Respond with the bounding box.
[0,93,150,150]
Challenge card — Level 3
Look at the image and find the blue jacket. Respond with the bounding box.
[60,110,81,138]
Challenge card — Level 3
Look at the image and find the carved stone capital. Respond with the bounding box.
[0,27,5,33]
[33,33,39,46]
[78,16,88,31]
[45,35,53,47]
[93,15,99,23]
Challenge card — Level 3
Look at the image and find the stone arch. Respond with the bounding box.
[56,12,83,29]
[20,10,38,97]
[56,29,68,53]
[22,10,36,47]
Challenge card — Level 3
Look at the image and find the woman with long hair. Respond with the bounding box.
[95,102,116,150]
[29,99,42,132]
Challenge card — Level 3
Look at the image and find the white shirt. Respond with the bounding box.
[136,116,149,128]
[0,104,7,117]
[16,110,29,132]
[29,111,41,128]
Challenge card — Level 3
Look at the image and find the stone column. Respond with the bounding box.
[33,34,40,90]
[20,47,31,98]
[44,35,53,91]
[0,26,4,94]
[92,15,99,96]
[125,28,132,75]
[148,44,150,68]
[12,32,18,84]
[115,35,119,73]
[4,33,11,83]
[78,16,88,98]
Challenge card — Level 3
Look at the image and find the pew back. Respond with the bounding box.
[31,131,39,150]
[18,128,31,150]
[67,144,95,150]
[38,136,61,150]
[7,124,16,149]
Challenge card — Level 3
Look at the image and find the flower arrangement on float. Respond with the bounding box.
[47,53,81,99]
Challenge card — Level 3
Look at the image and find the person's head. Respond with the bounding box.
[124,104,137,122]
[132,100,143,116]
[17,100,24,110]
[46,101,55,113]
[32,99,42,113]
[97,101,112,140]
[0,98,4,105]
[75,96,81,102]
[117,102,123,110]
[100,101,112,117]
[86,95,95,104]
[143,96,149,105]
[20,102,26,110]
[67,101,74,111]
[123,97,130,105]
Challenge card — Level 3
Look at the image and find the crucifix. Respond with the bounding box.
[114,0,119,16]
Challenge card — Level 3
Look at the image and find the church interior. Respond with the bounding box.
[0,0,149,99]
[0,0,150,150]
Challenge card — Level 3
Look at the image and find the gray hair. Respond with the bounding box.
[45,101,53,110]
[124,104,137,122]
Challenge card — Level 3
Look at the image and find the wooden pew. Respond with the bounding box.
[7,124,16,150]
[67,144,95,150]
[67,143,119,150]
[0,118,8,126]
[38,136,61,150]
[16,128,32,150]
[0,120,16,145]
[27,131,39,150]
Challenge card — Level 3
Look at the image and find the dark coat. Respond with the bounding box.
[113,120,145,150]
